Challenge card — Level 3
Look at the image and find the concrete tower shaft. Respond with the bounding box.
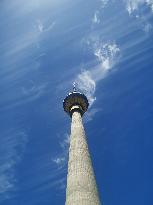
[63,90,101,205]
[65,109,101,205]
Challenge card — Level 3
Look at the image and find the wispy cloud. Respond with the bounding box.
[51,134,70,190]
[92,0,109,25]
[84,108,101,123]
[92,11,100,24]
[21,82,47,99]
[0,129,28,201]
[37,20,44,33]
[52,134,70,169]
[76,40,120,108]
[125,0,153,14]
[100,0,109,8]
[126,0,143,15]
[81,1,120,112]
[125,0,153,33]
[37,20,56,33]
[76,70,96,106]
[94,42,120,73]
[0,80,48,112]
[146,0,153,11]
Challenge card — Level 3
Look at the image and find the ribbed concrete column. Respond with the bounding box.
[65,110,101,205]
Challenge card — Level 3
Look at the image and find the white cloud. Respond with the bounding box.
[92,11,100,24]
[0,130,28,201]
[45,21,56,32]
[21,82,47,99]
[126,0,143,15]
[125,0,153,15]
[125,0,153,33]
[84,108,100,123]
[76,41,120,109]
[59,134,70,150]
[146,0,153,10]
[92,0,109,25]
[0,174,14,195]
[143,22,153,32]
[76,71,96,106]
[100,0,109,8]
[94,43,120,72]
[51,134,70,190]
[37,20,44,33]
[37,20,55,33]
[52,157,66,166]
[52,134,70,168]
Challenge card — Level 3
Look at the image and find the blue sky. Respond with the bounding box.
[0,0,153,204]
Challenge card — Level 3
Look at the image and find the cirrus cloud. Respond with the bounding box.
[76,41,120,107]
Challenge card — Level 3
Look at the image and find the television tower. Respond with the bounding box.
[63,84,101,205]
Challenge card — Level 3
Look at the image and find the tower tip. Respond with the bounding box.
[73,82,77,92]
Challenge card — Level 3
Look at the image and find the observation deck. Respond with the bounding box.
[63,91,89,117]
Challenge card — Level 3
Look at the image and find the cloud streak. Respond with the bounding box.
[92,0,109,25]
[50,134,70,190]
[76,40,120,107]
[76,71,96,106]
[52,134,70,169]
[125,0,153,33]
[125,0,153,15]
[92,11,100,24]
[0,129,28,202]
[37,20,56,33]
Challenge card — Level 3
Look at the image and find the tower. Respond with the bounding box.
[63,85,101,205]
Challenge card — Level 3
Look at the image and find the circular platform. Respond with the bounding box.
[63,91,89,116]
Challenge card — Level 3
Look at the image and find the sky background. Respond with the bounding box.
[0,0,153,204]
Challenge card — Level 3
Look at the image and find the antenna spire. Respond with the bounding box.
[73,82,76,92]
